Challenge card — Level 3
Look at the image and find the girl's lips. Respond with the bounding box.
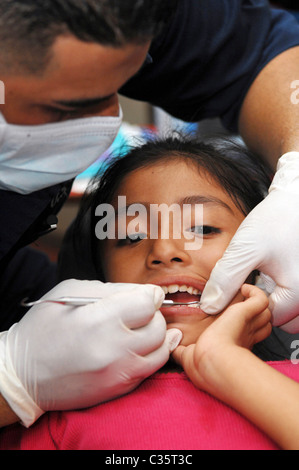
[160,303,206,320]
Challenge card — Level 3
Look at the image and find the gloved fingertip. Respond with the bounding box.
[199,303,222,315]
[152,285,165,309]
[268,292,299,330]
[166,328,183,353]
[199,283,225,314]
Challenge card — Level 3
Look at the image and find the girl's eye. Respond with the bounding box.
[129,233,147,243]
[188,225,221,236]
[117,232,147,246]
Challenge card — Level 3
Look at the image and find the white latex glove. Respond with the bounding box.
[200,151,299,333]
[0,279,182,427]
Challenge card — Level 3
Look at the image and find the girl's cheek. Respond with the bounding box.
[192,248,222,277]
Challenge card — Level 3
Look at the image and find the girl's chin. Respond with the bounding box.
[166,316,217,347]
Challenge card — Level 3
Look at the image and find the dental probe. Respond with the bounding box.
[21,297,201,308]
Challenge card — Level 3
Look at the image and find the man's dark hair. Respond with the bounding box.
[0,0,179,74]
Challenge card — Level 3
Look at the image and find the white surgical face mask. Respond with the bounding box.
[0,107,123,194]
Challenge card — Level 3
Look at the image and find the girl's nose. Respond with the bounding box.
[146,237,192,269]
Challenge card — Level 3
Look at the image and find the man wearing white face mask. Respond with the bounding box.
[1,0,299,430]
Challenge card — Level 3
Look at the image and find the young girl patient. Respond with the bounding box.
[1,136,299,450]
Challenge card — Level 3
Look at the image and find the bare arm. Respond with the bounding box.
[173,284,299,450]
[239,46,299,168]
[0,394,19,428]
[206,347,299,450]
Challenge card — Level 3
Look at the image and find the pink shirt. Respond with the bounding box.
[1,361,298,450]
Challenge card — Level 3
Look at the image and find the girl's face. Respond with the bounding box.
[100,159,246,346]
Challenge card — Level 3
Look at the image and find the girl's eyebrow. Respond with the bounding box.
[113,195,234,215]
[179,195,234,213]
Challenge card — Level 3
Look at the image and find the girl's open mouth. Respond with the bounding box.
[161,284,202,307]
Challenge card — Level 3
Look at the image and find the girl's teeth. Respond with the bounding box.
[187,287,199,295]
[160,284,201,296]
[168,284,179,294]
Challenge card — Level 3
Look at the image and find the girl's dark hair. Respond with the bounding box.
[87,135,271,217]
[58,134,272,283]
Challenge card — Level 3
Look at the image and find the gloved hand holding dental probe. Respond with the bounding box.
[200,151,299,333]
[0,279,182,428]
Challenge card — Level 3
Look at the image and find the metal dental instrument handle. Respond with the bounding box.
[20,297,107,307]
[21,297,201,308]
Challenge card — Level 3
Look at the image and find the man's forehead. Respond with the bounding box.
[0,36,150,123]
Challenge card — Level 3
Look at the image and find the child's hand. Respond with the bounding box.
[172,284,272,394]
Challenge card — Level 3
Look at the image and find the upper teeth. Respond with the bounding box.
[161,284,201,295]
